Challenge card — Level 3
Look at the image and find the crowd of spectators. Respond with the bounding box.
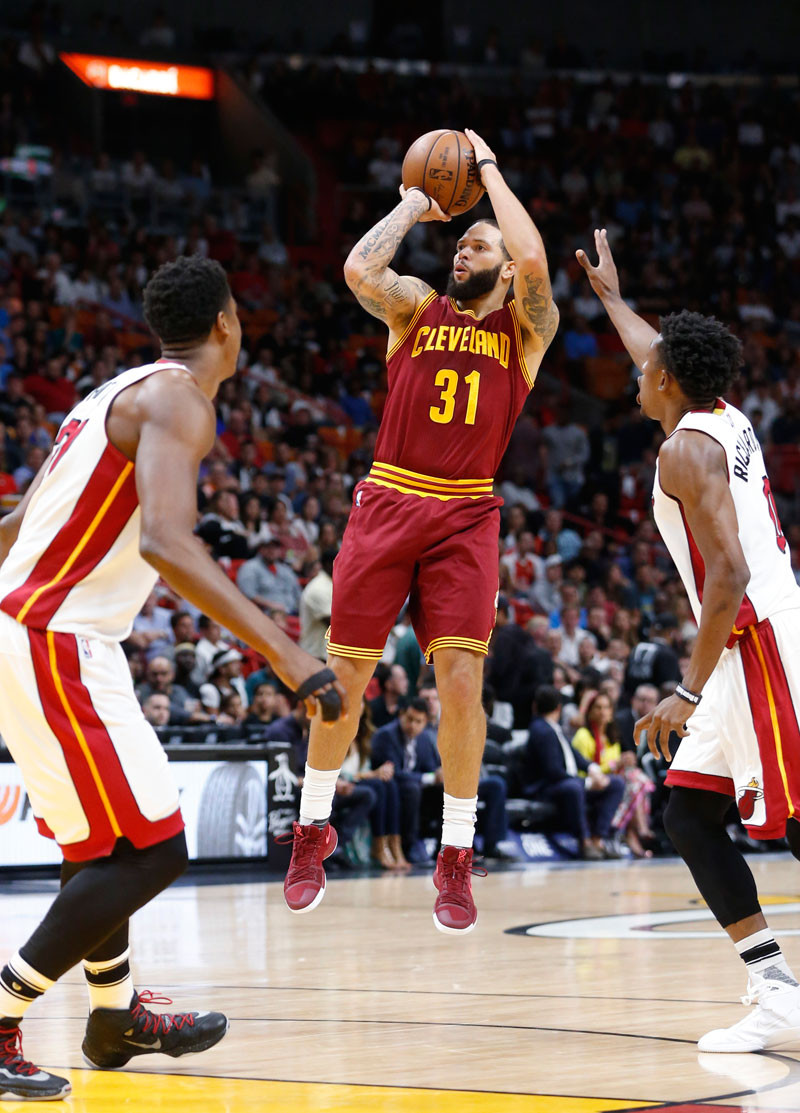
[1,18,799,863]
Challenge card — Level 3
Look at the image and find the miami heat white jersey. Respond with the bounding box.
[652,399,800,642]
[0,361,187,640]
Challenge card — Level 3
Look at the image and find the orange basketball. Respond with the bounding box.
[401,129,485,216]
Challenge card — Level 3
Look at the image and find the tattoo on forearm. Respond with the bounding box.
[521,273,559,346]
[348,196,431,322]
[356,196,426,264]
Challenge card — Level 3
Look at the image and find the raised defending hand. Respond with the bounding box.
[398,185,451,223]
[576,228,621,302]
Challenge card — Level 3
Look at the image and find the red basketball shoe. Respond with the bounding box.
[432,845,487,935]
[282,822,338,913]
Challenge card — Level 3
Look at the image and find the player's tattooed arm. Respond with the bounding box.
[463,133,558,355]
[344,193,437,330]
[518,270,560,349]
[353,274,431,323]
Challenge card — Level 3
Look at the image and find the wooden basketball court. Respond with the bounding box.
[5,854,800,1111]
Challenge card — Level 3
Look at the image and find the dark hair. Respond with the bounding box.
[355,700,375,765]
[373,661,390,692]
[143,255,231,346]
[658,310,743,407]
[584,690,621,746]
[535,685,563,715]
[320,548,338,575]
[401,697,430,717]
[169,610,192,632]
[466,217,511,260]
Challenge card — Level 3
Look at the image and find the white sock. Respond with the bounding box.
[441,792,477,849]
[735,928,798,985]
[299,764,340,826]
[0,953,54,1023]
[83,948,134,1011]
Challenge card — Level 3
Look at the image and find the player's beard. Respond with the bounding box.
[446,262,503,301]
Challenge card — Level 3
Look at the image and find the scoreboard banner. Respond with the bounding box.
[60,53,215,100]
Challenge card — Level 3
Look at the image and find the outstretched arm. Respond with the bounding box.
[465,129,558,355]
[576,228,657,370]
[133,376,346,720]
[634,432,750,760]
[343,189,448,342]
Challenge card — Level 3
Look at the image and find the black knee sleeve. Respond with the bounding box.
[22,831,188,981]
[786,817,800,862]
[664,787,761,928]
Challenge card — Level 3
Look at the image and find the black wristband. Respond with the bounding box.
[294,667,342,722]
[477,158,498,175]
[407,186,432,211]
[675,683,702,706]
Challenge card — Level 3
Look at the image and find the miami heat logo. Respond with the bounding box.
[738,777,764,821]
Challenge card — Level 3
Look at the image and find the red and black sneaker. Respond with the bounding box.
[0,1025,70,1101]
[432,845,487,935]
[82,990,228,1069]
[281,821,338,913]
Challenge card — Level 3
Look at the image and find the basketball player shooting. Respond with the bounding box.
[579,228,800,1052]
[282,129,558,933]
[0,256,344,1100]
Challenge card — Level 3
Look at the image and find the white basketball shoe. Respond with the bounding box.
[698,978,800,1053]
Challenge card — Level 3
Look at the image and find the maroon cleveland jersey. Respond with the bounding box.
[371,293,534,496]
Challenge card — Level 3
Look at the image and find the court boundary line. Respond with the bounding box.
[53,980,752,1008]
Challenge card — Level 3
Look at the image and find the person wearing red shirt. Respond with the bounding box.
[23,356,76,415]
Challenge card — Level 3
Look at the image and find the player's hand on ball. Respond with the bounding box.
[576,228,622,302]
[399,185,450,222]
[464,129,497,176]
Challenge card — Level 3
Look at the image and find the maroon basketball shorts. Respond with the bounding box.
[328,480,501,664]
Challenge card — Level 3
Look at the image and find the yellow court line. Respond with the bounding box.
[750,626,794,816]
[60,1070,658,1113]
[16,461,133,621]
[46,630,123,838]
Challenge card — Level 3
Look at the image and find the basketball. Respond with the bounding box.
[401,129,485,215]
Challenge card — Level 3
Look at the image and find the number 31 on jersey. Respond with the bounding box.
[429,369,481,426]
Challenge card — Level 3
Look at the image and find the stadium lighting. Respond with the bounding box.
[59,53,215,100]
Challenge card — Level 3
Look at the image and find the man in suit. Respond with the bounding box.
[521,685,624,859]
[615,683,659,752]
[370,698,440,864]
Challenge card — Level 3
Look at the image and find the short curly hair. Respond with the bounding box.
[143,255,231,346]
[658,310,743,407]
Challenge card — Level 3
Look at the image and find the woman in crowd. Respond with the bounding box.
[339,701,410,870]
[572,691,654,858]
[295,494,321,547]
[240,492,272,552]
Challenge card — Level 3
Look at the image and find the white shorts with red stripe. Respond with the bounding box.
[666,607,800,839]
[0,612,183,861]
